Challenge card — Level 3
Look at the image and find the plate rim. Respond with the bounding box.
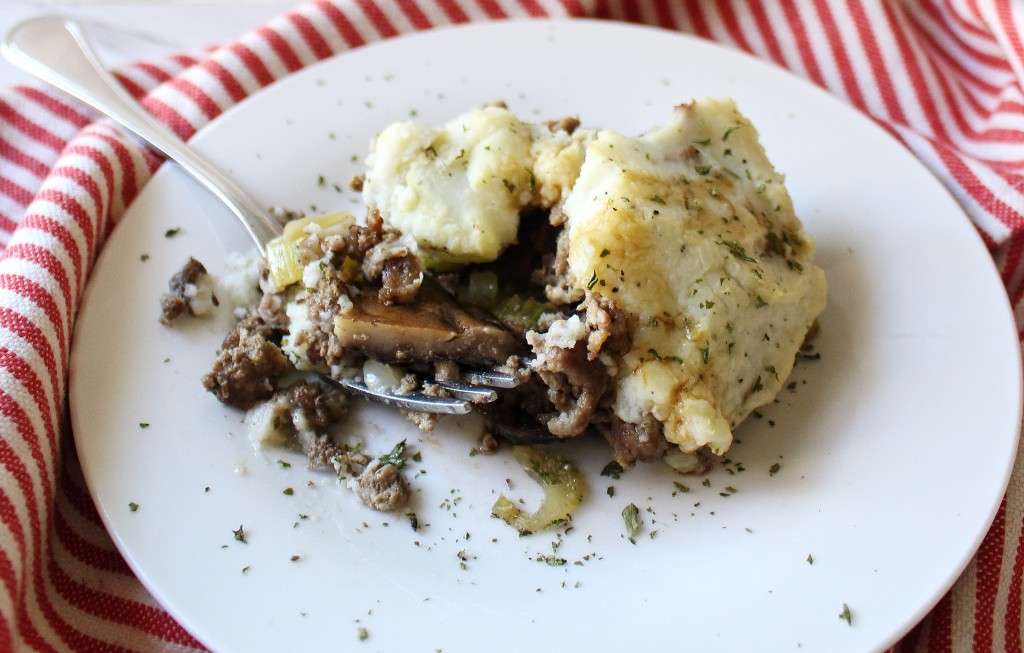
[68,17,1024,652]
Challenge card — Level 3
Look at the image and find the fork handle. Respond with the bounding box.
[2,16,282,253]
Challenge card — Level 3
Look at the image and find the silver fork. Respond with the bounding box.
[3,16,522,414]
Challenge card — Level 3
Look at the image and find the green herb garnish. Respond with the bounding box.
[718,240,757,263]
[839,603,852,625]
[601,461,624,479]
[379,440,408,468]
[722,123,745,141]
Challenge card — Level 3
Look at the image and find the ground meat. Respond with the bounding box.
[202,320,293,409]
[378,254,423,304]
[401,381,448,431]
[159,257,217,326]
[321,209,424,306]
[236,307,281,341]
[432,359,460,383]
[601,416,665,468]
[532,340,607,437]
[353,213,423,304]
[403,410,437,431]
[269,206,303,225]
[303,236,336,270]
[252,272,291,330]
[482,373,558,444]
[397,374,419,394]
[475,431,499,454]
[159,296,189,326]
[302,433,340,470]
[348,460,411,511]
[284,379,348,432]
[494,355,532,385]
[522,298,631,438]
[542,230,583,306]
[545,116,581,135]
[484,316,618,443]
[304,268,349,367]
[582,293,630,360]
[338,210,387,259]
[303,432,370,472]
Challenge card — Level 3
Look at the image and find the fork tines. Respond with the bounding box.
[330,366,525,415]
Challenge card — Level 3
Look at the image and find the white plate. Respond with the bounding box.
[70,19,1022,653]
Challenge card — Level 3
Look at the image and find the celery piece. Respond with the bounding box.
[492,445,584,535]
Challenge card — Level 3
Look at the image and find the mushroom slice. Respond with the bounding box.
[334,282,523,366]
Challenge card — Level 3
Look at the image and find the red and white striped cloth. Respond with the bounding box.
[0,0,1022,650]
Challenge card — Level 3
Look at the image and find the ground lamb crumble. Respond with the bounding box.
[159,257,218,326]
[201,311,292,410]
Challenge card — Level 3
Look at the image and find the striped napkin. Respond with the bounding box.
[1,1,1022,650]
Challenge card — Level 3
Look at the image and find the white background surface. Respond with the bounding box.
[0,1,299,87]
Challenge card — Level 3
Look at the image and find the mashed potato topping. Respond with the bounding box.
[561,99,827,458]
[365,99,827,468]
[363,105,591,264]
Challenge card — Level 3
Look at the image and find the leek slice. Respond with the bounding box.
[419,251,465,272]
[458,270,499,308]
[266,211,355,288]
[492,445,585,535]
[492,295,555,333]
[266,236,303,287]
[281,211,353,241]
